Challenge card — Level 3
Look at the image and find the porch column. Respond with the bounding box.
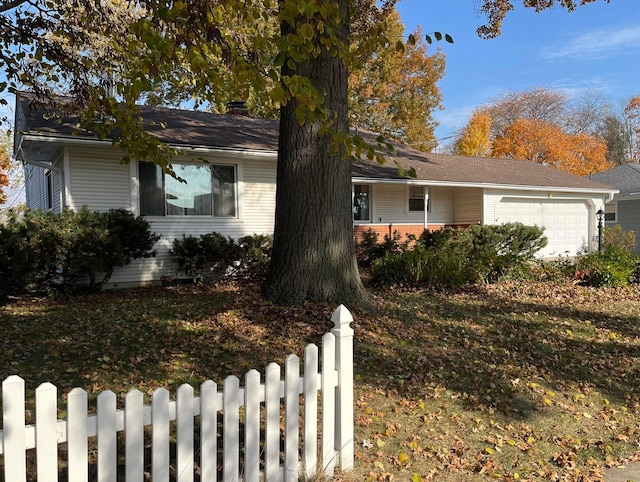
[424,189,429,229]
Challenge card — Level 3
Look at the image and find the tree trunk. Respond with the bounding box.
[264,0,369,306]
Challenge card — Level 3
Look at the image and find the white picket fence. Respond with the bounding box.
[0,305,355,482]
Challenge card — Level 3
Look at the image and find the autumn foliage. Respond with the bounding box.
[452,109,492,156]
[491,119,613,176]
[349,9,446,151]
[455,88,615,175]
[0,147,9,204]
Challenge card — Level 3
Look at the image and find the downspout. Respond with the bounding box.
[14,137,66,207]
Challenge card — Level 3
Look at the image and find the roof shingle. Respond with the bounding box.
[17,92,615,192]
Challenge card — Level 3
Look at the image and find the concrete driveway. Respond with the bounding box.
[605,462,640,482]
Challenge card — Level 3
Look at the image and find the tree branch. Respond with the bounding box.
[0,0,29,13]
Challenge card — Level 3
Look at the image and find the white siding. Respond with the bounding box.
[25,164,47,210]
[365,184,455,225]
[52,156,63,212]
[429,186,454,224]
[24,159,63,213]
[371,184,410,223]
[242,158,277,235]
[62,148,277,285]
[67,148,131,211]
[483,190,501,227]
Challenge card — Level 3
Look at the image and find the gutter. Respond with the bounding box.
[352,176,619,196]
[19,133,279,159]
[14,136,66,207]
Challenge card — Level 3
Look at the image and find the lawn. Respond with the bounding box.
[1,280,639,481]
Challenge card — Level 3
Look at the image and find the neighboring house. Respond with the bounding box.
[14,93,616,286]
[590,164,640,254]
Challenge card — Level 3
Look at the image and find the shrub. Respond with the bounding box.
[356,229,403,267]
[0,208,159,296]
[525,255,578,283]
[471,223,548,282]
[237,234,273,277]
[371,223,547,287]
[372,243,478,288]
[171,232,272,281]
[171,233,236,279]
[604,224,636,252]
[371,252,412,286]
[577,246,636,287]
[67,209,160,289]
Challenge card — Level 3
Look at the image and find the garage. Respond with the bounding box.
[494,198,590,257]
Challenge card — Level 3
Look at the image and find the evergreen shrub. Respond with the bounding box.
[356,229,403,267]
[0,208,159,296]
[170,232,272,281]
[369,223,547,287]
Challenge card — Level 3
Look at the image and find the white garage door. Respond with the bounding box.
[495,199,589,257]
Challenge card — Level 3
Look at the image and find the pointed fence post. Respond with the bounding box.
[331,304,354,471]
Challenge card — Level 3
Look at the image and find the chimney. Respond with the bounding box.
[226,100,249,116]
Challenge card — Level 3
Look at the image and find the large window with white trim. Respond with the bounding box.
[139,162,237,216]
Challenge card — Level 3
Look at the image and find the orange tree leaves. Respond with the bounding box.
[0,133,10,203]
[349,8,445,152]
[491,119,613,176]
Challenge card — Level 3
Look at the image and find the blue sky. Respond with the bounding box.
[395,0,640,146]
[3,3,638,145]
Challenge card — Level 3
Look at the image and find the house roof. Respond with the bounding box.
[589,164,640,200]
[16,92,280,152]
[351,148,613,191]
[16,92,615,193]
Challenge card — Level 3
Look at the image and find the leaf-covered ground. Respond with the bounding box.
[1,280,639,481]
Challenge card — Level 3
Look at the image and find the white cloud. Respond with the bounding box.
[541,25,640,60]
[546,77,610,97]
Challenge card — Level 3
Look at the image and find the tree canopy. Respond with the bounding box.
[491,118,611,176]
[1,0,613,304]
[452,109,492,157]
[623,95,640,163]
[0,132,9,203]
[455,87,615,176]
[349,9,445,151]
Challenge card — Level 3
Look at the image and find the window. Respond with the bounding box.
[604,203,616,222]
[353,184,370,221]
[139,162,237,216]
[409,186,426,212]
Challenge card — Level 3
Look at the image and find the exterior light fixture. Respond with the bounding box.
[596,208,605,252]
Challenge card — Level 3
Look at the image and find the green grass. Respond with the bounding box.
[1,280,639,481]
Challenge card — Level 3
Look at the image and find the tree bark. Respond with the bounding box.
[264,0,369,306]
